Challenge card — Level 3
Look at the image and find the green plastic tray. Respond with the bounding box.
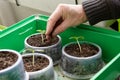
[91,53,120,80]
[0,14,120,80]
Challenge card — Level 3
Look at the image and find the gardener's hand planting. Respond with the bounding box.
[45,0,120,40]
[46,4,87,39]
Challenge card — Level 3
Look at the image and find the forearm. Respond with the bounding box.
[82,0,120,25]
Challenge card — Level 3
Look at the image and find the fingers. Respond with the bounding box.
[52,19,70,37]
[46,6,62,37]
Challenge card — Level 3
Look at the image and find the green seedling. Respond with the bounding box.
[24,48,35,66]
[69,36,84,53]
[37,30,46,44]
[23,49,45,66]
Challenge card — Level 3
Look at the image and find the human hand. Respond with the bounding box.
[46,4,87,39]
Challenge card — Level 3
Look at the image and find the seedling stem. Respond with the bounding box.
[69,36,84,53]
[37,30,46,44]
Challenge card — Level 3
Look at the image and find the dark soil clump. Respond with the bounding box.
[27,34,59,47]
[0,51,18,70]
[65,43,99,57]
[23,55,49,72]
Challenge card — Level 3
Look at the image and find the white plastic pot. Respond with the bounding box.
[22,53,55,80]
[24,33,62,65]
[60,41,104,79]
[0,49,27,80]
[24,72,29,80]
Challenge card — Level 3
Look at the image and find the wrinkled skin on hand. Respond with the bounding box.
[46,4,87,40]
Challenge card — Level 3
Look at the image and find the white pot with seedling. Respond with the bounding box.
[22,49,55,80]
[60,36,104,79]
[24,29,62,65]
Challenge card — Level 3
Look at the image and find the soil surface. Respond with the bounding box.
[65,43,99,57]
[27,34,59,47]
[0,51,18,70]
[23,55,49,72]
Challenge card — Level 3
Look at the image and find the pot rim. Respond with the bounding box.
[62,41,102,60]
[0,49,22,73]
[22,53,53,75]
[25,33,61,49]
[24,71,29,80]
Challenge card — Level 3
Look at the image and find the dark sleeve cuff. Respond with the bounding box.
[82,0,112,25]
